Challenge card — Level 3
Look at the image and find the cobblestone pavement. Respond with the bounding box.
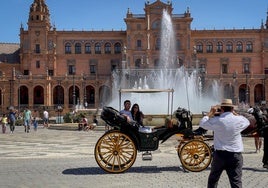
[0,125,267,188]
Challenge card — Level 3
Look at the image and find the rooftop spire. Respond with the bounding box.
[28,0,51,30]
[266,8,268,29]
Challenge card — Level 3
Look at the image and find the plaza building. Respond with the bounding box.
[0,0,268,115]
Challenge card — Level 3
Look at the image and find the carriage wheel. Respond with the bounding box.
[94,130,137,173]
[179,139,212,172]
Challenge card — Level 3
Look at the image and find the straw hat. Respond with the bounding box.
[220,99,234,107]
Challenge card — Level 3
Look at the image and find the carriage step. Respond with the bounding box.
[142,151,152,161]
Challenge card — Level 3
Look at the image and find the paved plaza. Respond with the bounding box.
[0,125,267,188]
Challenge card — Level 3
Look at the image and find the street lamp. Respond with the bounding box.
[71,67,76,111]
[16,74,22,113]
[1,88,4,113]
[57,80,62,124]
[232,71,237,104]
[82,75,87,108]
[9,79,14,107]
[261,75,266,102]
[245,73,249,104]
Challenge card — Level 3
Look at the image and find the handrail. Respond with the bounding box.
[118,88,174,117]
[119,88,174,93]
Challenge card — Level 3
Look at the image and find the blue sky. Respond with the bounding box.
[1,0,267,43]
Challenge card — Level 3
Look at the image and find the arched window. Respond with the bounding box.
[75,43,81,54]
[155,38,161,50]
[206,42,213,53]
[33,85,44,105]
[226,42,233,53]
[85,43,91,54]
[154,59,160,68]
[196,42,203,53]
[65,43,71,54]
[135,59,142,68]
[152,20,161,29]
[94,43,101,54]
[176,39,181,50]
[246,41,253,52]
[104,43,111,54]
[114,43,121,54]
[136,40,142,50]
[216,42,223,53]
[236,41,243,53]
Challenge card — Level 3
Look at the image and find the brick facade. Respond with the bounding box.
[0,0,268,115]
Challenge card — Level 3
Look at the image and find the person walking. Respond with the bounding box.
[23,107,32,133]
[8,107,17,134]
[200,99,250,188]
[33,117,38,131]
[43,110,49,128]
[1,113,8,133]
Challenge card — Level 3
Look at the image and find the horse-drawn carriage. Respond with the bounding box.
[94,89,213,173]
[94,89,267,173]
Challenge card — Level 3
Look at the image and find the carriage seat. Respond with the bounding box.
[101,106,141,131]
[101,106,128,125]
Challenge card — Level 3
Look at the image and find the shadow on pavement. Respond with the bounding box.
[242,167,268,172]
[62,165,192,175]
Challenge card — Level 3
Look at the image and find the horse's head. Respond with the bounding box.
[247,107,264,121]
[174,107,192,122]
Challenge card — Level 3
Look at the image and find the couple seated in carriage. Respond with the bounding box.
[105,99,193,133]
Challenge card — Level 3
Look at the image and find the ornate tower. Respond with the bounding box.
[20,0,53,76]
[28,0,51,30]
[19,0,54,107]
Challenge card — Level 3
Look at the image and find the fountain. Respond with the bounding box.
[106,10,221,115]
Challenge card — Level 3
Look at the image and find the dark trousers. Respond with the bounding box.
[208,150,243,188]
[263,129,268,165]
[10,121,15,132]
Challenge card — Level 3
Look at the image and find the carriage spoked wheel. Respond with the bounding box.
[94,130,137,173]
[178,139,212,172]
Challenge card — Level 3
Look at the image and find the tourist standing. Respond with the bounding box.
[8,107,17,133]
[1,113,8,133]
[43,110,49,128]
[200,99,250,188]
[23,107,32,133]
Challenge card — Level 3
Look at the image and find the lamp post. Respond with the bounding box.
[16,74,22,113]
[57,80,61,124]
[1,88,4,113]
[232,71,237,104]
[246,73,249,104]
[9,79,14,107]
[82,75,87,108]
[261,75,266,102]
[72,67,76,111]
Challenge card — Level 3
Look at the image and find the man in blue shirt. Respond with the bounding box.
[200,99,250,188]
[23,107,32,133]
[120,100,133,122]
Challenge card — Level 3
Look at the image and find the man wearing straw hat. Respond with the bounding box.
[200,99,250,188]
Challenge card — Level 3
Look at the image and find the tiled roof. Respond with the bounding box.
[0,43,20,64]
